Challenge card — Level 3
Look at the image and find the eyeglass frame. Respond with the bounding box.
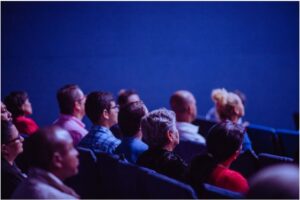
[6,134,23,144]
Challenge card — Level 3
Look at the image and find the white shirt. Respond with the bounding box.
[176,122,206,144]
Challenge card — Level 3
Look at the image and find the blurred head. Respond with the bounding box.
[247,164,299,199]
[117,89,140,108]
[4,91,32,117]
[118,101,148,137]
[85,91,118,128]
[233,90,247,106]
[1,120,24,162]
[206,121,245,163]
[141,108,179,150]
[26,126,79,180]
[1,101,12,121]
[170,90,197,122]
[56,84,86,119]
[211,88,245,122]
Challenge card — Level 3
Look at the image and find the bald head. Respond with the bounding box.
[170,90,197,122]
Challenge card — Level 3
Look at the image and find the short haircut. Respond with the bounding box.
[207,121,245,163]
[56,84,82,115]
[25,126,66,170]
[170,90,194,114]
[85,91,114,124]
[117,89,138,107]
[118,101,147,137]
[1,120,14,144]
[141,108,176,148]
[4,91,28,117]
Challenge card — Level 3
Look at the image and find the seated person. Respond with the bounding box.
[187,121,249,194]
[12,126,79,199]
[78,91,121,154]
[209,88,252,152]
[115,101,149,163]
[137,108,188,182]
[53,84,88,146]
[170,90,205,144]
[1,120,26,199]
[247,164,299,199]
[4,91,39,135]
[111,89,141,139]
[1,101,12,121]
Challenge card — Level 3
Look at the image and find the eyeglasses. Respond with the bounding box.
[76,95,86,103]
[110,105,120,110]
[6,134,22,144]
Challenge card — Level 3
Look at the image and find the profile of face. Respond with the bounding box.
[56,129,79,179]
[108,101,119,127]
[75,89,86,118]
[22,98,33,115]
[127,94,140,104]
[1,124,24,159]
[1,102,12,121]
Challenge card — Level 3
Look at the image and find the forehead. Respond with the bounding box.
[127,94,140,103]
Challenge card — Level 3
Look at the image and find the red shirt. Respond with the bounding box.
[14,116,39,136]
[209,165,249,193]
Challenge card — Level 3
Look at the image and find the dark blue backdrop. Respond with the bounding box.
[2,2,299,129]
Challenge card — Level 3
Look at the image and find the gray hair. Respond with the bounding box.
[141,108,176,148]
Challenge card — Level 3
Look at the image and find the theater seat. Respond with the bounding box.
[276,129,299,158]
[174,140,207,164]
[201,183,245,199]
[192,117,217,138]
[258,153,294,170]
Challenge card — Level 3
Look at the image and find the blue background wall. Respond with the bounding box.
[1,2,299,129]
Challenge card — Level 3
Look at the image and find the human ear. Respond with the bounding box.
[103,109,110,120]
[1,144,9,155]
[52,152,63,168]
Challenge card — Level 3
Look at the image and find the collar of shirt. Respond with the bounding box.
[91,125,113,135]
[176,122,199,134]
[59,114,86,128]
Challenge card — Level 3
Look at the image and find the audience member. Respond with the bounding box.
[208,88,252,151]
[4,91,39,135]
[117,89,141,108]
[1,101,12,121]
[188,121,249,194]
[1,120,26,199]
[170,90,205,144]
[137,108,188,182]
[78,91,121,154]
[12,126,79,199]
[247,164,299,199]
[111,89,141,139]
[115,101,149,163]
[53,84,88,146]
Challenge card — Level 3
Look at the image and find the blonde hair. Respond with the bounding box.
[211,88,244,120]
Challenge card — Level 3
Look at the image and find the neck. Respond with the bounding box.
[162,143,174,152]
[72,112,83,120]
[51,170,65,181]
[3,155,15,166]
[97,121,111,129]
[176,114,193,123]
[135,131,143,140]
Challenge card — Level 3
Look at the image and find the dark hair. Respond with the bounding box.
[25,126,65,170]
[56,84,82,115]
[117,89,138,107]
[4,91,28,117]
[118,101,147,137]
[1,120,14,144]
[188,121,245,190]
[85,91,114,124]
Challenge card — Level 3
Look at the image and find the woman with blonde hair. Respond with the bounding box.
[210,88,252,152]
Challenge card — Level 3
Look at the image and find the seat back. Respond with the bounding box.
[174,140,207,164]
[64,147,100,199]
[276,129,299,158]
[246,124,278,154]
[192,117,217,138]
[231,150,259,179]
[201,183,245,199]
[258,153,294,169]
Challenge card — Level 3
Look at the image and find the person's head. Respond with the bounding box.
[233,90,247,106]
[170,90,197,123]
[207,121,245,163]
[1,120,24,162]
[247,164,299,199]
[211,88,245,123]
[141,108,179,151]
[56,84,86,119]
[117,89,140,108]
[4,91,32,117]
[26,126,79,180]
[85,91,118,128]
[1,101,12,121]
[118,101,148,137]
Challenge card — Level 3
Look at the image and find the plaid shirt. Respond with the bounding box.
[78,125,121,154]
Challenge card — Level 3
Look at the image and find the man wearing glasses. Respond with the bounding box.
[53,84,88,146]
[78,91,121,154]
